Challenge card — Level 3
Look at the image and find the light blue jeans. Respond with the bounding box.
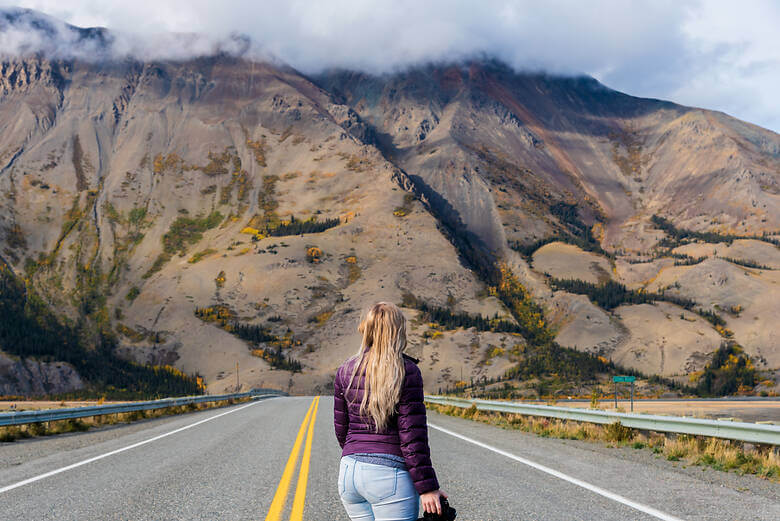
[338,455,420,521]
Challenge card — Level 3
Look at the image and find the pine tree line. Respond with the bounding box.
[651,215,780,248]
[402,293,522,334]
[696,342,757,396]
[267,215,340,236]
[547,277,729,329]
[0,262,202,399]
[193,307,302,373]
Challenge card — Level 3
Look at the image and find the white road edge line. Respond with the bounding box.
[0,398,271,494]
[428,422,684,521]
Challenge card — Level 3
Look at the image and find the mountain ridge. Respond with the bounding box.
[0,11,778,398]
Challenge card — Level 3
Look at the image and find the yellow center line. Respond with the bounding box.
[264,398,316,521]
[290,396,320,521]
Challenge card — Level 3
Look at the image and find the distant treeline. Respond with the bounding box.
[549,202,611,257]
[194,307,302,372]
[230,321,278,343]
[651,215,780,248]
[402,293,522,334]
[696,342,757,396]
[511,202,612,260]
[442,363,696,400]
[250,346,302,373]
[0,262,202,399]
[548,277,726,327]
[503,341,614,383]
[673,255,707,266]
[267,215,340,237]
[549,278,693,310]
[717,257,773,270]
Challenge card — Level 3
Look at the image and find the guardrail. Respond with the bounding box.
[0,388,287,427]
[425,395,780,445]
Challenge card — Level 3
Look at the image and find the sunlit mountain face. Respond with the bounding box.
[0,10,777,398]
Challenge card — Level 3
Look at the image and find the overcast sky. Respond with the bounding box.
[2,0,778,133]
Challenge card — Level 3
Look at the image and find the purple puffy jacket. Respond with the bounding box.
[333,352,440,494]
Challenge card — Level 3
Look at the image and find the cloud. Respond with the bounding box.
[0,0,778,132]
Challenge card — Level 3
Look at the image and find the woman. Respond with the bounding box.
[334,302,447,520]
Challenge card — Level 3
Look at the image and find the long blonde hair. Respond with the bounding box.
[346,302,407,432]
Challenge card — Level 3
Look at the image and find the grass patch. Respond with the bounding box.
[188,248,218,264]
[344,258,362,285]
[162,212,223,256]
[125,286,140,302]
[143,211,223,278]
[116,323,147,343]
[428,403,780,481]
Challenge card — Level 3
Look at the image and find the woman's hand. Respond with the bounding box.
[420,489,448,516]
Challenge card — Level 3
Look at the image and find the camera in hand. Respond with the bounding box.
[421,497,456,520]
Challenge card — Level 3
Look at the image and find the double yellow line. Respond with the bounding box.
[265,396,320,521]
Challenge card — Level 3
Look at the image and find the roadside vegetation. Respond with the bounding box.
[428,403,780,481]
[693,342,757,396]
[0,397,249,443]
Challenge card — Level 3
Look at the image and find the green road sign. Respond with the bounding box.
[613,376,636,383]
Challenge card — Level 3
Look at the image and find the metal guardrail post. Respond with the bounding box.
[424,395,780,445]
[0,388,287,427]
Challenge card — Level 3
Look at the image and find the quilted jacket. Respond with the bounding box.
[333,352,440,494]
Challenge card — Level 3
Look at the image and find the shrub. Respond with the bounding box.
[189,248,217,264]
[306,247,323,263]
[604,421,635,443]
[125,287,140,301]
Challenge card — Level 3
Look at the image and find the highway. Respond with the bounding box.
[0,396,778,520]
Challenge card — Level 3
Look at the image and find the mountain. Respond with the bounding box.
[0,10,777,397]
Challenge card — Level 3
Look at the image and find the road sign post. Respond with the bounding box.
[613,376,636,412]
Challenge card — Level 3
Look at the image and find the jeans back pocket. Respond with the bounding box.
[357,463,398,503]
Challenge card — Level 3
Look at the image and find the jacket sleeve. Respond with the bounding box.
[333,366,348,449]
[397,364,439,494]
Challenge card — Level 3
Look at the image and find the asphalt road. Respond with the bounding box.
[1,396,778,520]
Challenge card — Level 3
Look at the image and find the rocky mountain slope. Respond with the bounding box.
[0,11,777,396]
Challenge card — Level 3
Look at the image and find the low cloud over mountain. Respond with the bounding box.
[2,1,779,132]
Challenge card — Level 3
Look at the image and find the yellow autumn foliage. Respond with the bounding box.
[306,247,323,263]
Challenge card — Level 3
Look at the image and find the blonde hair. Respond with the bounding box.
[346,302,407,432]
